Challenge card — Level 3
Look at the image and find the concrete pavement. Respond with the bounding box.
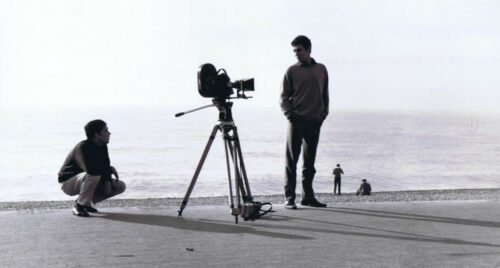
[1,200,500,267]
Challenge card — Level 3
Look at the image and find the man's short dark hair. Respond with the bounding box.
[291,35,311,51]
[85,119,107,140]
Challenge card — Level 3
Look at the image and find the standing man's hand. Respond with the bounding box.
[110,166,119,181]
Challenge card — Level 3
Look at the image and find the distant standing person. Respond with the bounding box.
[356,179,371,196]
[58,119,126,216]
[333,164,344,195]
[280,35,329,209]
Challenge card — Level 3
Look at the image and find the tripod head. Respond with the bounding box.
[175,98,236,123]
[213,98,234,123]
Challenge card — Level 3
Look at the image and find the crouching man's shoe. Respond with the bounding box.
[284,200,297,209]
[72,202,90,217]
[82,205,98,213]
[300,199,327,208]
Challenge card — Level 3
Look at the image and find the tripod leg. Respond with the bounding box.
[223,136,235,213]
[229,137,241,222]
[178,125,219,218]
[226,139,248,201]
[233,129,253,201]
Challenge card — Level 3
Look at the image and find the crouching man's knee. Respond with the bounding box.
[93,179,126,204]
[113,180,126,195]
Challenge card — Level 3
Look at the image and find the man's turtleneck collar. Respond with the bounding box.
[298,57,317,67]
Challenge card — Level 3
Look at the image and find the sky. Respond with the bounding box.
[1,0,499,112]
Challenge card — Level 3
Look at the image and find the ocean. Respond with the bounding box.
[1,105,499,202]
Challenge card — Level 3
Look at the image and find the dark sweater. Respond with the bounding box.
[280,58,329,123]
[333,167,344,178]
[58,140,112,183]
[357,182,372,196]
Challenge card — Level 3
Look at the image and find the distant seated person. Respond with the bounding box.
[58,119,126,217]
[356,179,371,196]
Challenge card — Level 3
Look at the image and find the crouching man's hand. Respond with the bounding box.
[110,166,119,181]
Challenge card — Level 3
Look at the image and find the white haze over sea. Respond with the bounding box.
[1,105,500,202]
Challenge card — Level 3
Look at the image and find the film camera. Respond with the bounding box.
[197,63,254,99]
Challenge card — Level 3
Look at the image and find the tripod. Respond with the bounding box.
[176,99,253,223]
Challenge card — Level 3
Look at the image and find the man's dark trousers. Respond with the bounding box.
[285,118,322,202]
[334,177,341,194]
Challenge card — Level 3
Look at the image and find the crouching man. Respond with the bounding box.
[58,119,126,216]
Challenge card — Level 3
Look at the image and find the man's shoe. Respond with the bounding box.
[82,205,98,213]
[284,200,297,209]
[72,203,89,217]
[301,199,327,208]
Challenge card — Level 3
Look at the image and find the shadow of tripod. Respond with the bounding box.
[176,98,253,223]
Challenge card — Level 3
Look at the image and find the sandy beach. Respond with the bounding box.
[1,188,499,211]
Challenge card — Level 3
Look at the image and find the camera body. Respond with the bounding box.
[197,63,254,99]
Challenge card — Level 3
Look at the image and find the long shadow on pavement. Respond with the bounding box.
[202,214,500,248]
[270,215,500,248]
[312,207,500,228]
[99,212,312,240]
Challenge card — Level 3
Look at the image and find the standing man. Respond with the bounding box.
[58,119,126,216]
[333,163,344,195]
[280,35,329,209]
